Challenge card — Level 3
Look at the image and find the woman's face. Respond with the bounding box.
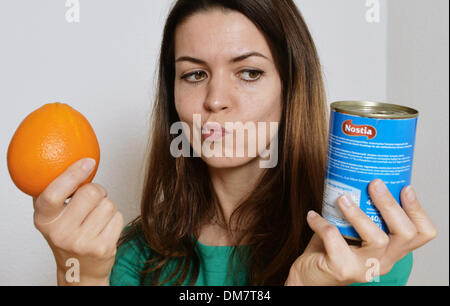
[174,9,282,169]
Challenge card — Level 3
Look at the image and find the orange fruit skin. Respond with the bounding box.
[7,103,100,198]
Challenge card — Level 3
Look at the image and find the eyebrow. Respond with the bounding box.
[175,52,269,65]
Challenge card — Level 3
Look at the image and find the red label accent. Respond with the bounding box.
[342,120,377,140]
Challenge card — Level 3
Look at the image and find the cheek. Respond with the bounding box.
[235,81,282,155]
[174,83,204,123]
[238,80,282,123]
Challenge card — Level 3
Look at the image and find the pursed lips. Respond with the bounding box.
[202,123,233,141]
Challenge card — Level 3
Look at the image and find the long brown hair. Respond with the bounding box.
[119,0,329,286]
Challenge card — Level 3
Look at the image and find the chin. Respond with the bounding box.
[201,156,258,170]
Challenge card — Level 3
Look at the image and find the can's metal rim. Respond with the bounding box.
[331,101,419,119]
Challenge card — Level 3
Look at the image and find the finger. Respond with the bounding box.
[96,211,124,248]
[79,198,118,239]
[336,194,389,249]
[34,158,97,224]
[308,211,352,259]
[59,183,107,227]
[400,186,438,248]
[369,179,417,239]
[304,233,326,254]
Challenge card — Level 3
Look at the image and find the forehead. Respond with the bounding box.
[174,9,272,60]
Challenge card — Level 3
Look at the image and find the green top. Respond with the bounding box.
[109,231,413,286]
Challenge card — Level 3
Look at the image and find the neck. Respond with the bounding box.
[196,158,265,247]
[208,157,265,226]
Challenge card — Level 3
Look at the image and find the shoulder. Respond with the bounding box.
[109,226,152,286]
[349,252,413,286]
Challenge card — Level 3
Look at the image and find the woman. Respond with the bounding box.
[32,0,437,286]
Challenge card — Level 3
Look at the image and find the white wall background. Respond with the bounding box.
[0,0,447,285]
[387,0,449,286]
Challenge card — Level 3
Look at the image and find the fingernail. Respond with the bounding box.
[406,186,416,202]
[374,179,387,195]
[308,210,319,219]
[82,158,96,172]
[340,194,354,208]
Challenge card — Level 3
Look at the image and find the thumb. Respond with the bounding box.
[34,158,96,224]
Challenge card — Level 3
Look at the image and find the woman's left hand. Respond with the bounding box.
[285,179,437,286]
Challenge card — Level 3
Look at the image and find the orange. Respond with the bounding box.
[7,103,100,198]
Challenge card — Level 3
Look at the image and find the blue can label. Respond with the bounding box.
[322,109,418,239]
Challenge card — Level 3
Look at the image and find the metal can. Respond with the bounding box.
[322,101,419,240]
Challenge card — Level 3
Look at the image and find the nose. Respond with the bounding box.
[203,73,232,113]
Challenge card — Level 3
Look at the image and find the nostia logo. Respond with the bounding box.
[342,120,377,140]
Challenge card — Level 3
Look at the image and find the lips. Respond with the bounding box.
[202,123,232,141]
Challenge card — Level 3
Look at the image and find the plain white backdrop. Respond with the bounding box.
[0,0,448,285]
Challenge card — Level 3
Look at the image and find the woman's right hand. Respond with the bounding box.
[32,158,124,286]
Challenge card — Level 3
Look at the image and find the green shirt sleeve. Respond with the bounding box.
[349,252,413,286]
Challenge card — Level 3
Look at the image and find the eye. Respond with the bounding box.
[181,71,208,83]
[240,70,264,82]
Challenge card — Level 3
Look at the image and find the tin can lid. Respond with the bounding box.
[331,101,419,119]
